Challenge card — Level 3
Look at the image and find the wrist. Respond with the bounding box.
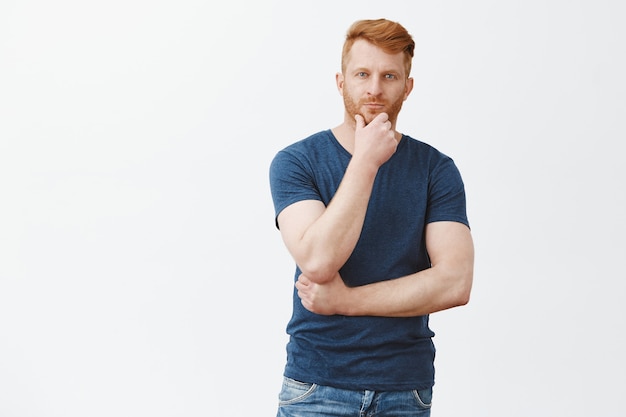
[346,155,379,180]
[335,285,360,316]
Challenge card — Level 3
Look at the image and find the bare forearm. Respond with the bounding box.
[339,265,473,317]
[296,222,475,316]
[279,113,399,284]
[291,158,378,282]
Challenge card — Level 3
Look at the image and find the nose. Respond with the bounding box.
[366,77,383,96]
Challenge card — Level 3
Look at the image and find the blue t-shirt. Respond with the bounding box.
[269,129,469,391]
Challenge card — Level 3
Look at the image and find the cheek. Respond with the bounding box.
[343,86,361,101]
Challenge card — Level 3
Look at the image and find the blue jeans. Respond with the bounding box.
[276,377,432,417]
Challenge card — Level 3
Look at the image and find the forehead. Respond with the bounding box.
[345,39,406,73]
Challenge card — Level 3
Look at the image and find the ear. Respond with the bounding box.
[335,72,344,96]
[403,77,414,101]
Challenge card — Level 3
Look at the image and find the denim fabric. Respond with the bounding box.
[276,377,432,417]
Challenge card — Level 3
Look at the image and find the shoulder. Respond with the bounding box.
[399,134,457,170]
[402,134,448,156]
[271,130,345,171]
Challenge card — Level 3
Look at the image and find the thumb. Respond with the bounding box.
[354,114,365,130]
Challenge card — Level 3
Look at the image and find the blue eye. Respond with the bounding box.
[385,74,397,79]
[357,72,367,77]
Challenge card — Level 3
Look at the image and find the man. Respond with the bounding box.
[269,18,474,417]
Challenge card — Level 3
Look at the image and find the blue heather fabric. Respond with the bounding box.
[269,129,469,391]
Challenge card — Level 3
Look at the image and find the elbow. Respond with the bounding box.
[455,287,471,307]
[452,269,473,307]
[298,260,338,284]
[289,245,341,284]
[441,264,472,309]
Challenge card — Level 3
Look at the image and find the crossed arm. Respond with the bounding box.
[276,114,474,318]
[278,195,474,318]
[295,220,474,317]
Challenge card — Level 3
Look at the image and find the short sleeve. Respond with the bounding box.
[269,149,323,228]
[426,156,469,228]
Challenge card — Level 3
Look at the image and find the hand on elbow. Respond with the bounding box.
[296,272,347,315]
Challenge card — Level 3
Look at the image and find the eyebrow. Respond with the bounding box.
[352,66,402,74]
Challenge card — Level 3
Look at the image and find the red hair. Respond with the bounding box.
[341,19,415,76]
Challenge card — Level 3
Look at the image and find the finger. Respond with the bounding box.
[354,114,365,129]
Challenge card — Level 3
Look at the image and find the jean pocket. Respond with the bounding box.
[412,387,433,408]
[278,377,318,405]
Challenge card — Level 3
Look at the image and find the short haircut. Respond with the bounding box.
[341,19,415,77]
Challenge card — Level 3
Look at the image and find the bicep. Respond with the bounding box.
[277,200,326,257]
[425,221,474,272]
[424,221,474,306]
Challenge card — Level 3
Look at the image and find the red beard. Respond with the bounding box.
[343,95,404,125]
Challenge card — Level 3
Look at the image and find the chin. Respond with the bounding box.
[361,109,384,124]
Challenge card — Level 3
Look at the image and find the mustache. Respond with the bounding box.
[362,99,386,105]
